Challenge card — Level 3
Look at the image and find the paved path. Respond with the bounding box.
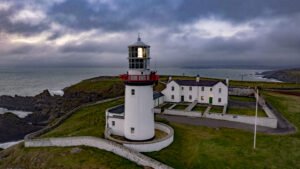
[156,114,296,135]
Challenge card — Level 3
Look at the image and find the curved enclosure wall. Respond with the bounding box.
[124,85,155,141]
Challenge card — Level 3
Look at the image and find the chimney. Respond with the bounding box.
[196,74,200,82]
[226,78,229,86]
[168,76,172,82]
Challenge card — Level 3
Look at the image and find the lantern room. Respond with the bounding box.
[128,36,150,69]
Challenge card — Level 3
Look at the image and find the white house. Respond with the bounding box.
[162,76,229,106]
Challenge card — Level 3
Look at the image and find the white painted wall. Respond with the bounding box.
[162,81,228,106]
[107,117,124,136]
[164,109,202,117]
[124,85,155,141]
[203,113,277,128]
[162,81,180,102]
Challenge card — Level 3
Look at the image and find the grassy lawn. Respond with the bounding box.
[1,90,300,168]
[227,107,267,117]
[230,96,256,102]
[40,98,124,138]
[173,105,188,110]
[210,106,224,113]
[0,143,140,169]
[192,105,207,112]
[146,91,300,169]
[161,103,173,109]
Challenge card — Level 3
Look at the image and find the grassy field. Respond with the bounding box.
[173,105,188,110]
[161,103,173,109]
[192,105,207,112]
[1,75,300,169]
[227,107,267,117]
[40,98,124,138]
[210,106,224,113]
[230,96,256,102]
[146,91,300,168]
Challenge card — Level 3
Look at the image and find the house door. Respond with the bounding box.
[181,95,184,102]
[209,97,213,104]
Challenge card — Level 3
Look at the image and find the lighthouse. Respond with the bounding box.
[120,35,159,141]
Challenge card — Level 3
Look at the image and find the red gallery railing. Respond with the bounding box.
[119,74,159,82]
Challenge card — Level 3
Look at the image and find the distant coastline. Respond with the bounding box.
[258,68,300,83]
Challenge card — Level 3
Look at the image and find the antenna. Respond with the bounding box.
[138,32,141,41]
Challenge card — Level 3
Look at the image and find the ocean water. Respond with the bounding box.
[0,67,279,97]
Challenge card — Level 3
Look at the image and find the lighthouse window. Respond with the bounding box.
[138,48,143,58]
[189,95,192,100]
[210,88,213,91]
[171,86,174,91]
[171,95,174,100]
[219,88,222,93]
[112,121,115,126]
[131,89,135,95]
[131,127,135,134]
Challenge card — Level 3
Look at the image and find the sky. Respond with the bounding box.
[0,0,300,69]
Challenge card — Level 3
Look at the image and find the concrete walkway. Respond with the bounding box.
[185,100,197,111]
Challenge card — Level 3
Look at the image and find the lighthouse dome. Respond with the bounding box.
[128,36,150,47]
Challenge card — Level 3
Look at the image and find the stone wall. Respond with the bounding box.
[203,113,277,128]
[25,136,172,169]
[164,109,202,117]
[229,87,255,96]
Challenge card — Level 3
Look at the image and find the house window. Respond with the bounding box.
[171,95,174,99]
[171,86,174,91]
[182,87,184,90]
[112,121,115,126]
[201,87,204,91]
[218,98,222,102]
[201,96,204,100]
[189,86,192,91]
[219,88,222,93]
[131,127,135,134]
[189,95,192,100]
[210,88,213,91]
[131,89,135,95]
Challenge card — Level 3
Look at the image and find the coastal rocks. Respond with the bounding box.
[0,113,42,143]
[260,68,300,83]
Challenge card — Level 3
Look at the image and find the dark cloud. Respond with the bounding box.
[0,0,300,68]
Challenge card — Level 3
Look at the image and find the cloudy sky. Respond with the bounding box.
[0,0,300,68]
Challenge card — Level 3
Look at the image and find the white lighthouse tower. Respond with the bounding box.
[120,35,159,141]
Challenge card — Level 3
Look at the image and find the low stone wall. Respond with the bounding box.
[25,136,172,169]
[229,87,255,96]
[203,113,277,128]
[164,109,202,117]
[105,122,174,153]
[154,108,162,113]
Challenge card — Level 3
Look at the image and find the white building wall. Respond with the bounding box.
[124,85,154,141]
[162,81,180,102]
[107,117,124,136]
[163,80,228,106]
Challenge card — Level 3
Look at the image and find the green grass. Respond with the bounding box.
[40,98,124,138]
[230,96,256,102]
[210,106,224,113]
[161,103,173,110]
[173,105,188,110]
[1,87,300,168]
[0,143,140,169]
[192,105,207,112]
[146,91,300,169]
[227,107,267,117]
[230,80,300,88]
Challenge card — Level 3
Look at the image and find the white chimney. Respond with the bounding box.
[196,74,200,82]
[226,78,229,85]
[168,76,172,82]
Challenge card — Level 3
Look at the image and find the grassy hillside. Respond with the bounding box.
[1,76,300,169]
[1,91,299,169]
[261,69,300,83]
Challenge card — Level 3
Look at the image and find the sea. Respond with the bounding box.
[0,66,279,149]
